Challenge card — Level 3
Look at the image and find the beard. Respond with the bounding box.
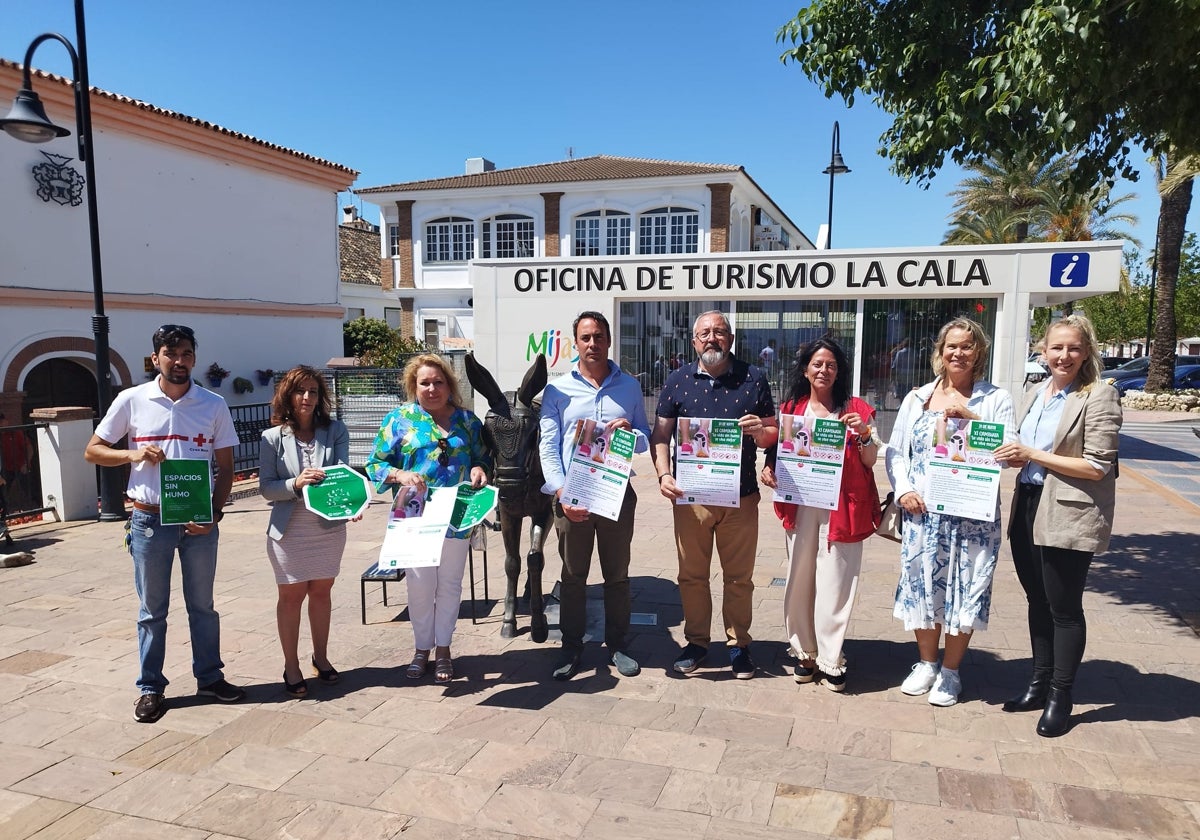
[700,346,728,368]
[163,368,191,385]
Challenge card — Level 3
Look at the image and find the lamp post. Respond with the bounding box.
[821,120,851,249]
[1,0,127,521]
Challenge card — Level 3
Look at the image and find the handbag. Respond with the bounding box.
[875,491,902,542]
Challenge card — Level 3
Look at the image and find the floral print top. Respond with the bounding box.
[365,402,491,495]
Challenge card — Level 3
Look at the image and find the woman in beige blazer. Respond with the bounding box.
[259,366,354,697]
[995,314,1121,738]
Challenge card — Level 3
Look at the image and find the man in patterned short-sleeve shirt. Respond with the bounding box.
[651,311,777,679]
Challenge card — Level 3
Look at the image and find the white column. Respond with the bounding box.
[30,407,101,522]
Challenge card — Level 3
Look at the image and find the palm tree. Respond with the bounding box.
[1146,149,1199,392]
[942,206,1022,245]
[1034,184,1141,247]
[945,152,1073,243]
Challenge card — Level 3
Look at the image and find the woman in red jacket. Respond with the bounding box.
[762,337,880,692]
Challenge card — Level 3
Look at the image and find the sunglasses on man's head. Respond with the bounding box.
[436,438,449,467]
[156,324,195,337]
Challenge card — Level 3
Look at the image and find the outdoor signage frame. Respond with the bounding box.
[469,241,1124,410]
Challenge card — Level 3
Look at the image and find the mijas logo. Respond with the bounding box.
[526,328,578,367]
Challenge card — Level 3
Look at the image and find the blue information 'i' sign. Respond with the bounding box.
[1049,253,1090,288]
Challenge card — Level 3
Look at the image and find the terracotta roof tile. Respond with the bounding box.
[339,224,381,285]
[1,58,357,176]
[356,155,742,194]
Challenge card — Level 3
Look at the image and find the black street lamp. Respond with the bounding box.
[1,0,127,521]
[821,120,851,249]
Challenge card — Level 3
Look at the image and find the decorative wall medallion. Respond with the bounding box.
[32,151,86,206]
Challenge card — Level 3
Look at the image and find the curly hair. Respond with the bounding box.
[271,365,333,429]
[402,354,464,408]
[930,318,991,383]
[785,337,852,409]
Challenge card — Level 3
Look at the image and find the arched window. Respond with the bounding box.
[481,214,535,259]
[637,206,699,254]
[573,210,631,256]
[424,217,474,263]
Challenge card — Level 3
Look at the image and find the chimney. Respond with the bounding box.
[342,205,358,225]
[465,157,496,175]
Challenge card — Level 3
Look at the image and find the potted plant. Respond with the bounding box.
[232,376,254,394]
[255,368,276,386]
[205,362,230,388]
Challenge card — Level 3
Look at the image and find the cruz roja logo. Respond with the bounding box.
[1049,253,1089,288]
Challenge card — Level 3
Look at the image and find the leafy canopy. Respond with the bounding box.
[779,1,1200,191]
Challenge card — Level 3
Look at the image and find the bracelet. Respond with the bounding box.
[658,473,670,483]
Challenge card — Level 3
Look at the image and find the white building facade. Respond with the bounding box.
[1,58,357,421]
[355,155,811,348]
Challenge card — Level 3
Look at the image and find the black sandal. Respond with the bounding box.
[311,655,340,684]
[283,671,308,698]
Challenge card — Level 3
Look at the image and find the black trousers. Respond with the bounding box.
[1010,483,1093,690]
[554,487,637,652]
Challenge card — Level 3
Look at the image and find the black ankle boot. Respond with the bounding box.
[1036,686,1073,737]
[1002,676,1050,713]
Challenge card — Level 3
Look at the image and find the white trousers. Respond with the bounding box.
[405,537,470,649]
[783,506,864,676]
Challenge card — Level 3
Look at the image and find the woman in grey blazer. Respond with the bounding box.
[259,366,354,697]
[995,314,1121,737]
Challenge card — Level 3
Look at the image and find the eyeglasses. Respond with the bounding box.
[155,324,195,338]
[436,438,449,467]
[694,328,731,341]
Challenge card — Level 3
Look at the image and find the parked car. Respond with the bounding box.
[1101,356,1131,370]
[1024,353,1049,384]
[1113,364,1200,396]
[1102,355,1200,387]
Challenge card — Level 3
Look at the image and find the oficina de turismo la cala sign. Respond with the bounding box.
[493,242,1121,300]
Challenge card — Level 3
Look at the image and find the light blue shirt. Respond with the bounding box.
[538,361,651,495]
[1018,382,1070,485]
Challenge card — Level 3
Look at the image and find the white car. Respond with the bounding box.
[1025,353,1049,384]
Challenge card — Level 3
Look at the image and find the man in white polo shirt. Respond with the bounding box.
[86,325,243,723]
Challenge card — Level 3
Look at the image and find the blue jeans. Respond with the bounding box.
[129,509,224,694]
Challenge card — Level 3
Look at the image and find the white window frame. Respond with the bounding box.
[424,217,474,263]
[573,210,631,256]
[637,206,699,254]
[388,223,402,257]
[482,214,535,259]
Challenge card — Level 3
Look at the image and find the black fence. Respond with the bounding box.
[1,421,50,524]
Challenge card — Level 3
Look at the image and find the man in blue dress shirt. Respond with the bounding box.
[539,311,651,680]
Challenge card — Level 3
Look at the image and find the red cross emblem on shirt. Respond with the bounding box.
[192,433,208,447]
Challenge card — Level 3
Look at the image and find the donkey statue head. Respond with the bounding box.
[465,352,551,641]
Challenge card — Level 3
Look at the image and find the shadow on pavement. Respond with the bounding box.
[1090,532,1200,627]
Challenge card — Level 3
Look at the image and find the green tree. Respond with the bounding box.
[779,0,1199,389]
[342,317,430,368]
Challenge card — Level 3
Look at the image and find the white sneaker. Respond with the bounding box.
[901,660,940,695]
[928,669,962,707]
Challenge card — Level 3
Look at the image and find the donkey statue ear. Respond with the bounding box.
[465,352,510,418]
[516,354,548,409]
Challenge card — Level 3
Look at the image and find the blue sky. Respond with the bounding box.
[3,0,1194,255]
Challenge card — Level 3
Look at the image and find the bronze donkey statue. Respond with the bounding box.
[465,352,551,642]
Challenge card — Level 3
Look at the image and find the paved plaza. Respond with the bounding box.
[1,411,1198,839]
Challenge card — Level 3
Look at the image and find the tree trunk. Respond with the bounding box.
[1147,176,1195,391]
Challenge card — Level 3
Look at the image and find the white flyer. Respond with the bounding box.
[377,485,457,569]
[559,421,636,521]
[922,418,1006,522]
[673,417,742,508]
[773,413,847,510]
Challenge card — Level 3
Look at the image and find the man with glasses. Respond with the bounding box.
[539,311,651,681]
[652,311,777,679]
[85,325,244,722]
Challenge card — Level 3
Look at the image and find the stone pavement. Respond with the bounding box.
[2,425,1198,839]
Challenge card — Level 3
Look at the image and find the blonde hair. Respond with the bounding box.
[1043,313,1102,392]
[930,317,991,382]
[402,354,464,408]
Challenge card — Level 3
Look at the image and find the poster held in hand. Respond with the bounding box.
[303,465,372,521]
[923,418,1006,522]
[559,421,636,521]
[159,459,213,525]
[673,417,742,508]
[772,413,846,510]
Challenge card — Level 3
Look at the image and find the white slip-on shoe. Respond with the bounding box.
[928,669,962,707]
[901,660,940,696]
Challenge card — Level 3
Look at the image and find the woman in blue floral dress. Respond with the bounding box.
[885,319,1014,707]
[366,354,491,684]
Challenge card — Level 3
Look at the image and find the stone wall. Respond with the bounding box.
[1120,390,1200,413]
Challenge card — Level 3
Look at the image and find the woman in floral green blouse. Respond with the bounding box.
[366,354,491,683]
